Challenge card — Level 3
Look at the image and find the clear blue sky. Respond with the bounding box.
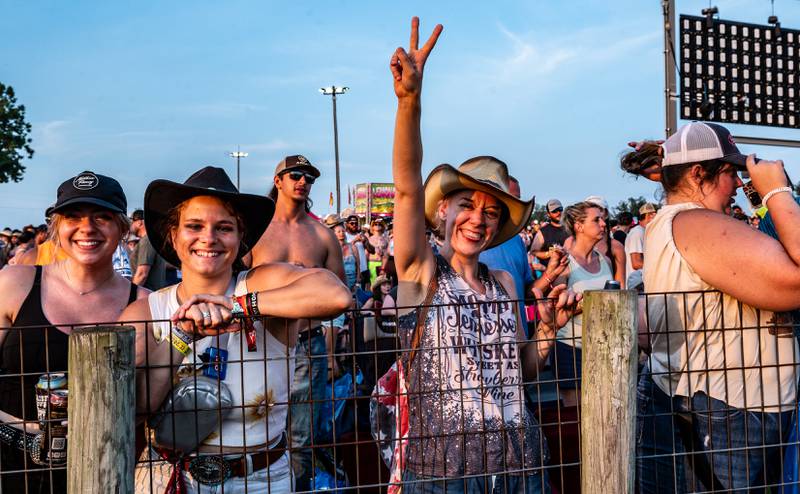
[3,0,800,226]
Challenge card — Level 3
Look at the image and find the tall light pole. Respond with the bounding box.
[229,147,248,190]
[319,86,348,213]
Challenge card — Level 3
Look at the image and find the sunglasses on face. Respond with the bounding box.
[550,208,563,214]
[283,171,316,184]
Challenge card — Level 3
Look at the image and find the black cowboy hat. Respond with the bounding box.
[144,166,274,267]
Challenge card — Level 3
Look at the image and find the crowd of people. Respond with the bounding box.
[1,16,800,494]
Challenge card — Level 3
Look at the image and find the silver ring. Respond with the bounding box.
[201,311,211,320]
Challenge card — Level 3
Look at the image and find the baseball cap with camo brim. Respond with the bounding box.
[662,122,748,169]
[274,155,321,178]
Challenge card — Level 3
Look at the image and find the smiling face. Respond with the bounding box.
[170,195,243,277]
[55,205,124,266]
[439,189,503,258]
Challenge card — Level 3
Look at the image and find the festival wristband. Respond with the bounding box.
[170,326,193,356]
[233,294,258,352]
[248,291,261,317]
[762,186,793,206]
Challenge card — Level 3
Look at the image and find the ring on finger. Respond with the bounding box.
[201,311,211,320]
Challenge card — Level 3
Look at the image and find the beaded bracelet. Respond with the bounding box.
[762,186,793,207]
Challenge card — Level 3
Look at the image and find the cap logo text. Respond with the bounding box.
[73,173,99,190]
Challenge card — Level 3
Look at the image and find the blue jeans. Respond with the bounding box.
[289,330,328,492]
[636,370,791,493]
[402,470,550,494]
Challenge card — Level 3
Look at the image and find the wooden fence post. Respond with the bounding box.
[580,290,638,494]
[67,326,135,494]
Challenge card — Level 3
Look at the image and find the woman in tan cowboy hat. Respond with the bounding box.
[389,17,579,494]
[124,166,351,493]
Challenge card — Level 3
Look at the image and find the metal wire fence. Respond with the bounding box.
[0,289,798,493]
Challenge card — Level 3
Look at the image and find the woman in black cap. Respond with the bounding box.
[389,18,578,493]
[126,166,350,493]
[0,171,146,493]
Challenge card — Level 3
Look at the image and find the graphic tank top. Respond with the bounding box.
[400,255,545,477]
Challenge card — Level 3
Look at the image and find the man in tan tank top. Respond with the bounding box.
[248,154,345,492]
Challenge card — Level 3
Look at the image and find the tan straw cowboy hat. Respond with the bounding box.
[423,156,534,248]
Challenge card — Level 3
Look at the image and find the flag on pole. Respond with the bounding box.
[329,192,334,207]
[348,186,352,205]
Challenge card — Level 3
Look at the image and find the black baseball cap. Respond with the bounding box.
[48,171,127,216]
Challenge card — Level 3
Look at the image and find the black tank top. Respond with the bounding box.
[0,266,138,420]
[539,223,569,251]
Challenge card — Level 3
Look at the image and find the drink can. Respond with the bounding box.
[35,373,66,429]
[46,390,68,465]
[604,280,621,290]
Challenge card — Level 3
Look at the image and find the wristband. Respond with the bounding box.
[542,273,555,286]
[233,295,249,317]
[170,326,193,356]
[248,291,261,317]
[762,186,793,207]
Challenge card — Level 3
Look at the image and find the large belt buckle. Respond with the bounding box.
[188,455,232,486]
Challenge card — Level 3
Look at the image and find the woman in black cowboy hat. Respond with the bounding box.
[388,18,580,494]
[124,166,350,493]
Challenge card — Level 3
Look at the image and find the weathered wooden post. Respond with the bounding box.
[67,326,135,494]
[580,290,638,494]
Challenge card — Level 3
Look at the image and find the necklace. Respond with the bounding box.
[64,267,117,296]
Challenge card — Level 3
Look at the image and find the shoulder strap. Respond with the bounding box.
[407,262,439,368]
[127,283,138,305]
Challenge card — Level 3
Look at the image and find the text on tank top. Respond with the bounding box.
[399,255,544,477]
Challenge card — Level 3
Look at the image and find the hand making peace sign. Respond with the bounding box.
[390,17,443,99]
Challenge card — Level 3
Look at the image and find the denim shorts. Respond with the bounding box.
[553,341,581,390]
[401,469,550,494]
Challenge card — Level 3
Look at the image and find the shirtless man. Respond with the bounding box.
[249,154,345,492]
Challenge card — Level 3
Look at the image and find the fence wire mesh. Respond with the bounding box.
[0,290,798,493]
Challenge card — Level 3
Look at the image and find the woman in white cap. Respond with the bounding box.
[0,171,147,494]
[389,18,578,493]
[623,123,800,492]
[126,166,351,493]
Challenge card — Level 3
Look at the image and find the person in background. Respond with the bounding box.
[130,209,168,290]
[325,214,360,292]
[530,199,569,266]
[250,154,345,492]
[367,217,389,282]
[479,176,569,336]
[582,196,626,287]
[344,214,374,290]
[624,203,657,291]
[612,211,633,244]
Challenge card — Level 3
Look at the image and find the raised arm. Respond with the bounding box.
[391,17,442,285]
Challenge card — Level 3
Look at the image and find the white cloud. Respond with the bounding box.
[33,119,72,156]
[469,21,660,89]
